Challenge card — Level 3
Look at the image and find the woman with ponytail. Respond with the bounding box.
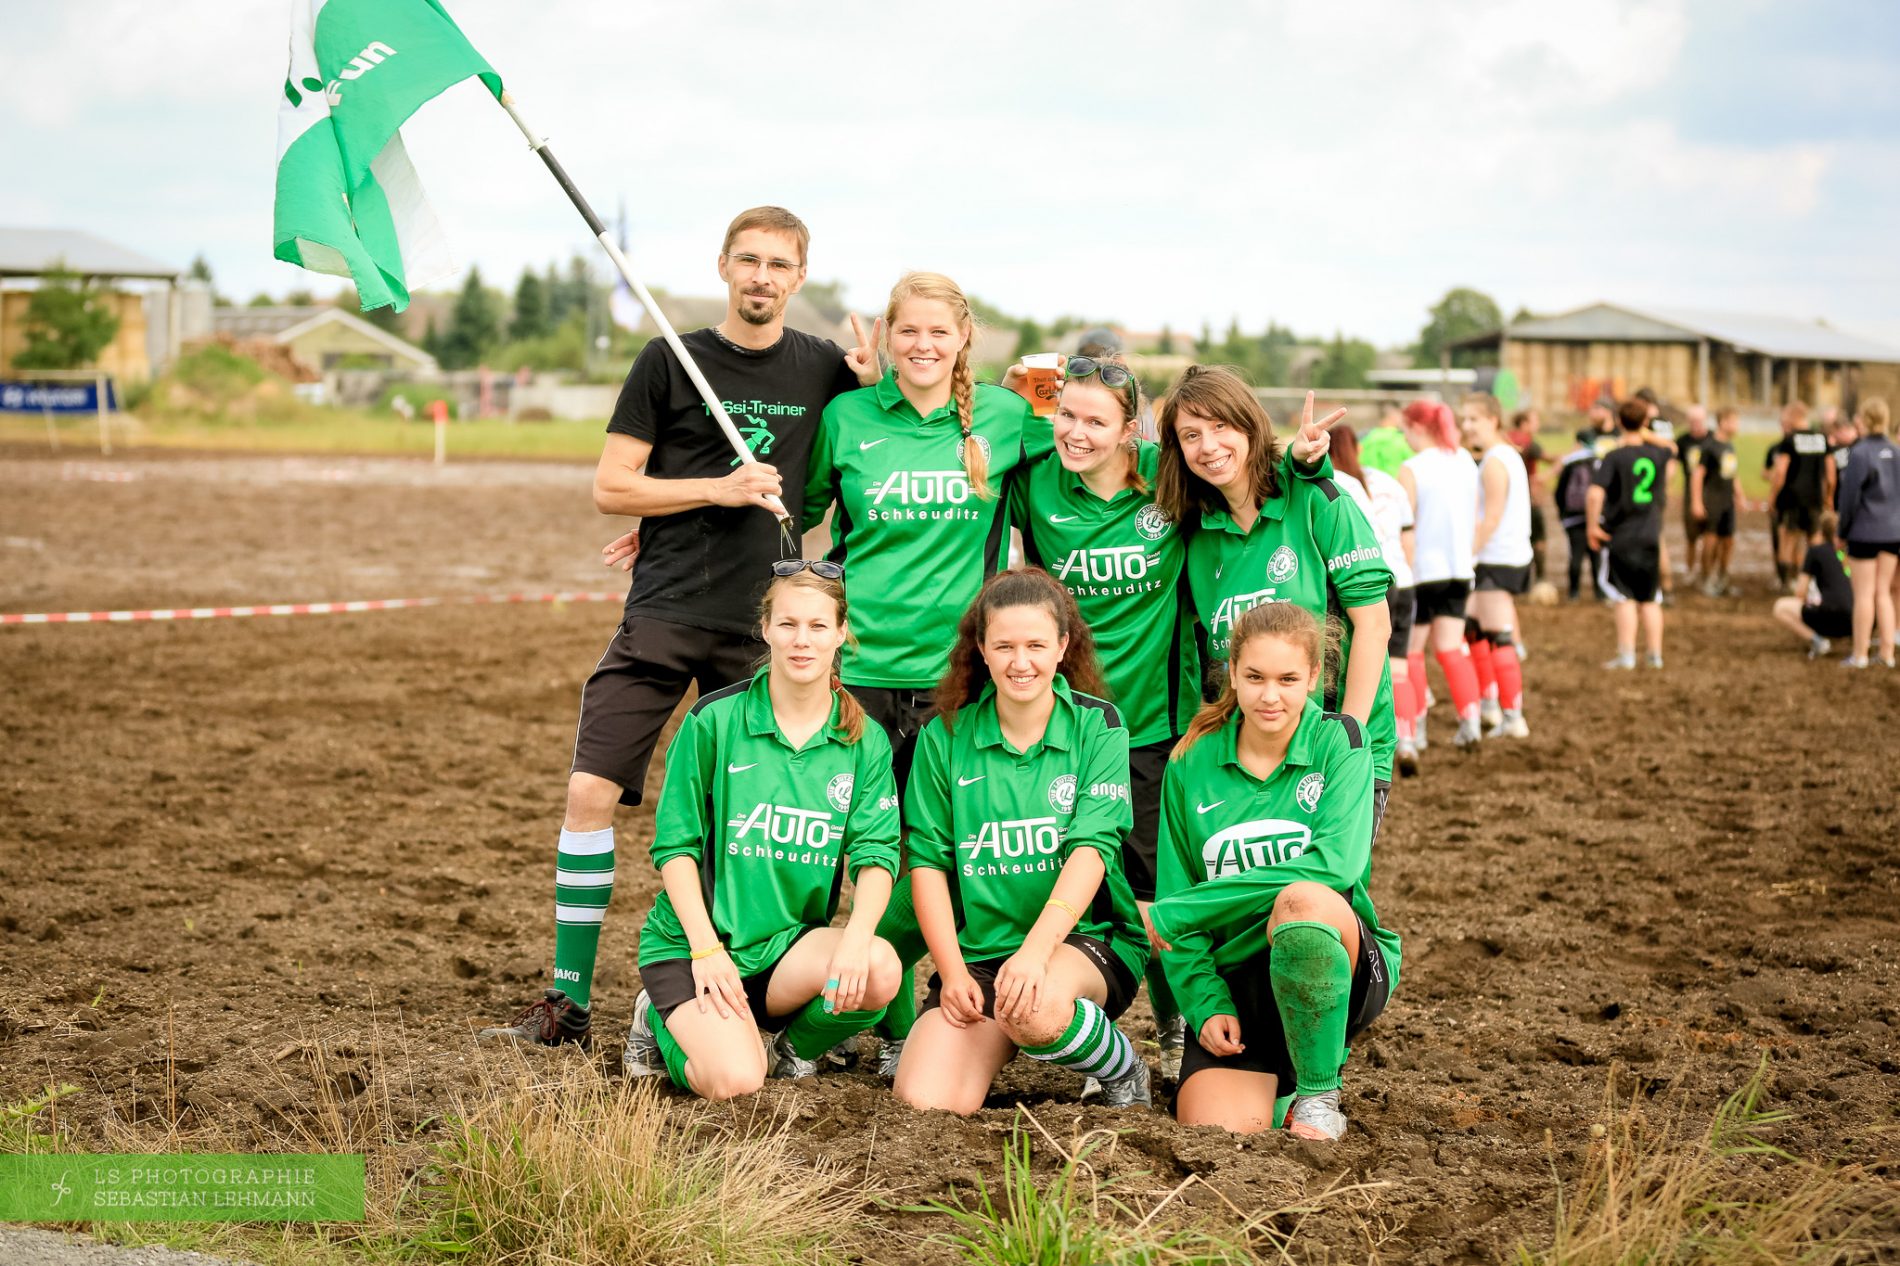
[620,564,904,1098]
[892,568,1152,1114]
[1149,601,1400,1139]
[1397,399,1484,756]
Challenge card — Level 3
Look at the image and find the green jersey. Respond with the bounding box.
[1009,443,1198,748]
[804,371,1033,688]
[905,676,1149,984]
[1359,426,1413,477]
[1149,699,1401,1038]
[1184,474,1396,781]
[639,668,902,976]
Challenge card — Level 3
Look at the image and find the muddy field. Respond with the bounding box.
[3,447,1897,1263]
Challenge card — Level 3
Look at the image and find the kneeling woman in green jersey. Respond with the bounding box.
[894,568,1152,1114]
[622,564,904,1099]
[1149,601,1401,1139]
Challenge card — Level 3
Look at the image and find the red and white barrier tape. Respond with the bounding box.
[0,591,624,626]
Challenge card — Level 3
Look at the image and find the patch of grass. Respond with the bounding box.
[1517,1057,1899,1266]
[2,409,606,460]
[0,1084,79,1153]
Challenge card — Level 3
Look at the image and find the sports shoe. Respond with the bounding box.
[1487,709,1529,739]
[1158,1014,1186,1084]
[1096,1058,1152,1109]
[480,987,591,1050]
[1452,717,1483,749]
[621,990,662,1078]
[1841,656,1869,669]
[822,1039,857,1070]
[1880,657,1897,669]
[1480,697,1503,729]
[874,1037,904,1079]
[1808,635,1832,659]
[1413,713,1430,752]
[1644,653,1664,669]
[769,1032,818,1080]
[1603,653,1637,671]
[1396,740,1420,777]
[1286,1088,1348,1141]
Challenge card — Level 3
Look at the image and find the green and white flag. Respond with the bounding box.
[273,0,501,313]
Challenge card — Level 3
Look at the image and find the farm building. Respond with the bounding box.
[1450,302,1900,415]
[211,306,437,375]
[0,228,182,380]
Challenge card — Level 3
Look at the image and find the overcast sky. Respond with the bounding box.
[3,0,1896,349]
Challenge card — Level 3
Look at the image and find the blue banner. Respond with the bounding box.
[0,379,118,413]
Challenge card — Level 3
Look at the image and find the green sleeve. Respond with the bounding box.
[1285,450,1335,481]
[1311,482,1393,607]
[902,720,955,873]
[802,404,840,532]
[649,710,715,871]
[1151,757,1237,1035]
[843,723,902,881]
[1065,716,1132,868]
[1152,756,1194,902]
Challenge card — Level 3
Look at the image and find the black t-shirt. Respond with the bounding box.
[1676,432,1714,490]
[1699,438,1738,511]
[608,326,858,634]
[1802,543,1853,614]
[1770,431,1830,509]
[1592,442,1673,548]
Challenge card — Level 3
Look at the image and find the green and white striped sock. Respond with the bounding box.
[551,826,613,1008]
[1020,999,1136,1081]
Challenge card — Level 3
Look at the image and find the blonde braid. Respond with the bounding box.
[953,345,992,500]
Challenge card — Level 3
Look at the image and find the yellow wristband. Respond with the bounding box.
[1044,898,1079,920]
[689,944,724,961]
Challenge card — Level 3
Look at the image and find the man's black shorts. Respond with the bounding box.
[1473,563,1532,595]
[1800,605,1853,639]
[852,686,937,798]
[1598,542,1660,604]
[1776,502,1821,536]
[1412,578,1471,624]
[1846,539,1900,561]
[1384,587,1415,659]
[1178,913,1389,1090]
[1706,504,1736,538]
[572,616,762,805]
[923,934,1137,1022]
[1125,738,1173,903]
[640,925,817,1031]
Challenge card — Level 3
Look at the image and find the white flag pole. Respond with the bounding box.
[494,91,791,527]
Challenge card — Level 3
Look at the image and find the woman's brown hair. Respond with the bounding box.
[1172,602,1341,758]
[934,567,1107,729]
[884,272,993,499]
[756,570,865,743]
[1154,364,1282,524]
[1059,361,1147,494]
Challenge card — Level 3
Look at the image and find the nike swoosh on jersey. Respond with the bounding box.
[1049,514,1078,523]
[727,762,758,773]
[1196,800,1225,814]
[859,438,889,451]
[957,775,986,786]
[1214,565,1224,579]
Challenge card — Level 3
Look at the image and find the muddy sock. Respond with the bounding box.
[784,996,889,1061]
[1020,999,1136,1081]
[649,1001,690,1090]
[552,826,613,1007]
[1492,635,1524,713]
[1270,921,1352,1096]
[1465,622,1498,702]
[875,875,925,1040]
[1433,645,1482,721]
[1144,958,1178,1028]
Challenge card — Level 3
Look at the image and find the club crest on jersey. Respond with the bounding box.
[826,773,855,813]
[1296,772,1325,813]
[1133,504,1173,541]
[1201,818,1311,879]
[960,433,992,470]
[1267,545,1299,583]
[1047,774,1077,814]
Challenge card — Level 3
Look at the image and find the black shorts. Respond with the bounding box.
[1800,606,1853,639]
[1413,579,1471,624]
[1125,739,1173,903]
[1682,498,1705,537]
[1845,539,1900,561]
[1178,913,1390,1090]
[572,616,762,805]
[640,925,816,1031]
[1776,503,1821,536]
[1473,563,1532,595]
[1599,542,1660,604]
[1384,588,1415,659]
[922,934,1137,1023]
[1706,504,1736,538]
[851,686,937,797]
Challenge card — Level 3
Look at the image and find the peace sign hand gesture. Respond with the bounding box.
[1289,390,1346,466]
[845,313,885,387]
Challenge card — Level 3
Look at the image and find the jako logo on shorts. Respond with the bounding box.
[1201,818,1311,878]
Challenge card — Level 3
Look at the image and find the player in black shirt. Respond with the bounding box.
[1768,402,1829,591]
[482,207,877,1050]
[1675,405,1713,587]
[1587,399,1673,669]
[1771,510,1853,657]
[1692,408,1743,596]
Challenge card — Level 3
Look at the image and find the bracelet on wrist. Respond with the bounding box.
[690,943,725,961]
[1044,897,1079,920]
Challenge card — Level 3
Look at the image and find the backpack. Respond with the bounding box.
[1560,457,1593,515]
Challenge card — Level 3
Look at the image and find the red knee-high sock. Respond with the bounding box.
[1465,627,1498,701]
[1405,650,1428,718]
[1434,644,1482,720]
[1391,671,1414,741]
[1492,640,1523,713]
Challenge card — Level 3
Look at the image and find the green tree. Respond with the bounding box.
[437,267,502,370]
[283,289,315,307]
[1311,332,1377,390]
[1157,324,1175,355]
[1414,286,1502,368]
[800,279,849,325]
[1016,317,1045,356]
[1256,320,1297,385]
[11,268,122,370]
[509,269,551,342]
[246,292,276,307]
[337,286,406,333]
[1195,321,1214,358]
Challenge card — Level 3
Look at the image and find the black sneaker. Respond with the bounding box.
[479,987,591,1050]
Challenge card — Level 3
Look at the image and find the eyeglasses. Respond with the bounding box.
[724,252,802,277]
[1066,356,1136,393]
[772,559,844,580]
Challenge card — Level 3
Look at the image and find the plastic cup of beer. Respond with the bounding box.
[1021,353,1063,418]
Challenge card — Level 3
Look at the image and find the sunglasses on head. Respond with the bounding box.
[1065,356,1136,392]
[772,559,844,580]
